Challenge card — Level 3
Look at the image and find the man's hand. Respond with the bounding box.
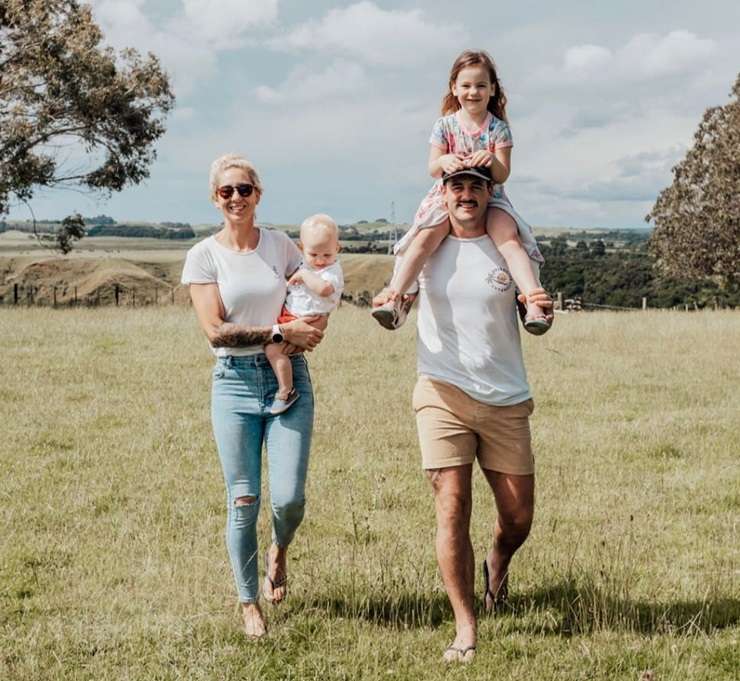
[372,287,417,312]
[372,287,399,307]
[518,288,555,325]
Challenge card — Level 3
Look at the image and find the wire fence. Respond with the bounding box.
[0,284,727,312]
[0,283,186,307]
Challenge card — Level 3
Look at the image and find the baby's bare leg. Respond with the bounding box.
[486,208,545,319]
[265,341,293,399]
[391,221,450,294]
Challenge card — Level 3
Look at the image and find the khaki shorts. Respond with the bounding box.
[412,376,535,474]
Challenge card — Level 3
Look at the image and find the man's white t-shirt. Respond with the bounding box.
[285,261,344,316]
[416,234,531,406]
[180,230,301,356]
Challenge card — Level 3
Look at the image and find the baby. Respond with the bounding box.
[266,214,344,414]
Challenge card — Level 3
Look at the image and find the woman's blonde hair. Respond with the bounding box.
[209,153,263,198]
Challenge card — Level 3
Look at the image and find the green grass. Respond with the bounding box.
[0,307,738,680]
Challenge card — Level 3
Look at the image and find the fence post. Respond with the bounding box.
[74,287,78,306]
[154,288,158,305]
[171,288,175,304]
[53,286,57,308]
[132,290,136,307]
[115,285,120,306]
[642,297,647,310]
[557,291,563,310]
[14,283,18,305]
[684,304,688,312]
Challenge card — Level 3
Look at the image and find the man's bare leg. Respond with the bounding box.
[481,470,534,610]
[427,465,477,662]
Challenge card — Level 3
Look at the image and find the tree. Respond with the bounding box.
[52,213,85,254]
[647,73,739,284]
[0,0,174,250]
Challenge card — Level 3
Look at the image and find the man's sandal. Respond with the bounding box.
[263,551,288,604]
[482,559,509,613]
[443,645,476,663]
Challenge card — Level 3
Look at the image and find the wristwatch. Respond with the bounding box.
[271,324,284,343]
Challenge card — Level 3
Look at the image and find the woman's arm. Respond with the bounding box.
[189,283,324,350]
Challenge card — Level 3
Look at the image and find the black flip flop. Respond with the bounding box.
[482,559,508,612]
[443,645,476,663]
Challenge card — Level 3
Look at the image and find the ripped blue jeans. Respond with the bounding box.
[211,353,314,603]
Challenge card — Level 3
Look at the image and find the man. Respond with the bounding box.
[373,166,553,663]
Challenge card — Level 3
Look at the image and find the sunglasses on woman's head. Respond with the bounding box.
[217,183,254,199]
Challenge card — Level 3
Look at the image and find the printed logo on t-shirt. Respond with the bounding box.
[271,265,281,279]
[486,265,513,293]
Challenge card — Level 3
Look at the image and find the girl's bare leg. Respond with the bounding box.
[390,220,451,295]
[265,342,293,400]
[486,209,547,322]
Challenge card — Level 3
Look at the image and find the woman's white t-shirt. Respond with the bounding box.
[181,229,301,356]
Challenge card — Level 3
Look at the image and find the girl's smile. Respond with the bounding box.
[452,64,494,121]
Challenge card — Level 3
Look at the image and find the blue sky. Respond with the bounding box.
[8,0,740,228]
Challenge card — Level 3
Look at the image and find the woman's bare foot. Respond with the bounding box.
[263,543,288,604]
[241,602,266,639]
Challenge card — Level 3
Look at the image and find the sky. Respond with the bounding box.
[7,0,740,228]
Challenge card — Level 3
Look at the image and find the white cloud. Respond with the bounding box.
[553,30,717,85]
[615,30,716,80]
[269,1,467,67]
[563,44,612,77]
[255,60,368,103]
[181,0,278,43]
[86,0,277,97]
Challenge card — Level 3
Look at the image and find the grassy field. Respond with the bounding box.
[0,306,738,680]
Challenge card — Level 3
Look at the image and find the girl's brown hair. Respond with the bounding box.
[441,50,508,121]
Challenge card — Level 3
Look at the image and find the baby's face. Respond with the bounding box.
[300,229,339,269]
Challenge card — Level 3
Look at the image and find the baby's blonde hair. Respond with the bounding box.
[209,153,263,198]
[300,213,339,240]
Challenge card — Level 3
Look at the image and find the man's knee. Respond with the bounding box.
[427,473,472,525]
[234,495,258,506]
[499,508,533,542]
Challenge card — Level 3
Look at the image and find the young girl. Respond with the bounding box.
[372,49,549,333]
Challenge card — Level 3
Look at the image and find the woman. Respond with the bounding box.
[181,153,325,638]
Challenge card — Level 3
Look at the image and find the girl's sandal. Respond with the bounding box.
[523,315,551,335]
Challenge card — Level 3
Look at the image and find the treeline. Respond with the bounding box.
[0,218,195,239]
[86,224,195,239]
[538,239,739,308]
